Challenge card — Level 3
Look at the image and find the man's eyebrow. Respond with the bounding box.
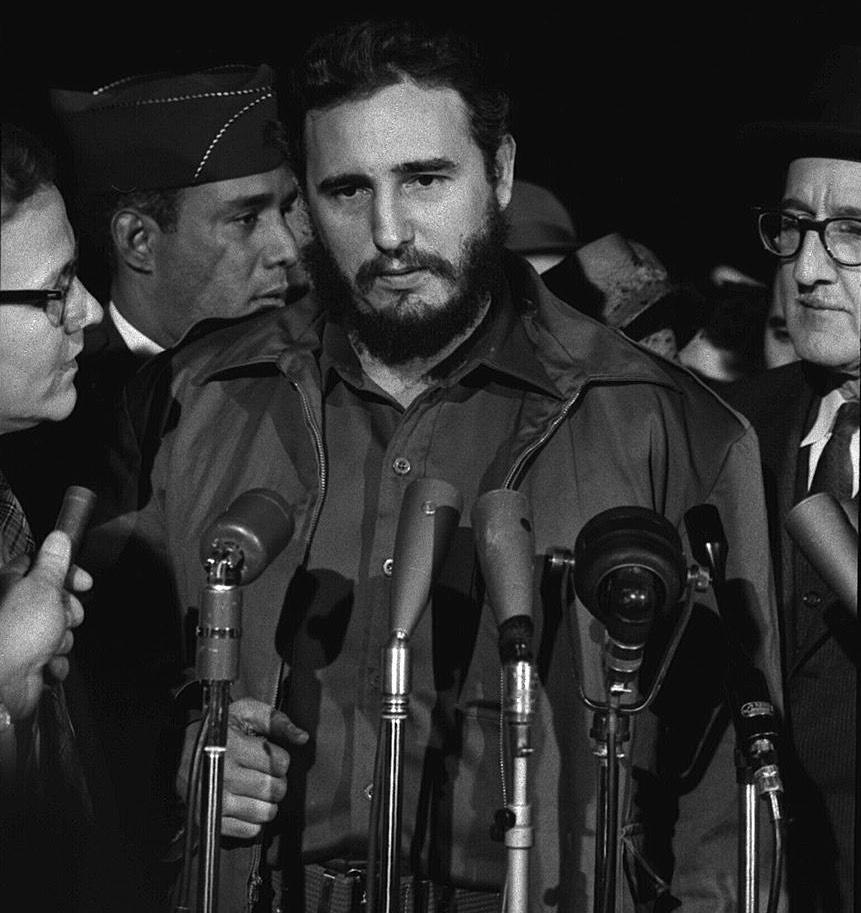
[46,244,78,288]
[392,157,458,175]
[219,190,296,214]
[782,197,861,218]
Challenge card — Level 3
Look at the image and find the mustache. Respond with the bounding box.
[355,249,458,293]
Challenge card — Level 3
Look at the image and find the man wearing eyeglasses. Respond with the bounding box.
[0,121,122,909]
[726,46,859,913]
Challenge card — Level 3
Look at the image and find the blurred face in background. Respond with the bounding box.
[0,184,102,433]
[775,157,861,376]
[764,270,799,369]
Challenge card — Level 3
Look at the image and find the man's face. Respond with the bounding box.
[0,185,102,433]
[302,79,514,361]
[776,157,861,375]
[149,165,303,345]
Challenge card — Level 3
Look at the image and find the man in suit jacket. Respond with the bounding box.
[725,46,860,913]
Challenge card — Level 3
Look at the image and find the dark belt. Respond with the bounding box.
[303,863,502,913]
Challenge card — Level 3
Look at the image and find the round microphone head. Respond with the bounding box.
[573,505,686,639]
[199,488,294,585]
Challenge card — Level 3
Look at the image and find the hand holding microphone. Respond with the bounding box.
[0,486,95,722]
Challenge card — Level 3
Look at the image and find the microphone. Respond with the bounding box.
[389,478,463,638]
[472,488,536,752]
[199,488,295,587]
[54,485,98,561]
[684,503,784,822]
[196,489,294,682]
[573,506,686,689]
[786,492,858,617]
[370,479,462,913]
[54,485,97,586]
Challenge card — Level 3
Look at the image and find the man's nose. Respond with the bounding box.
[263,214,301,269]
[371,191,414,254]
[63,279,103,334]
[793,227,838,287]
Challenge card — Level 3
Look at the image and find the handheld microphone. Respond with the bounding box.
[54,485,97,586]
[54,485,98,562]
[573,506,686,689]
[472,489,537,752]
[786,492,858,617]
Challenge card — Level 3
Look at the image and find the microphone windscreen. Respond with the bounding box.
[471,489,535,626]
[199,488,294,585]
[786,492,858,616]
[573,505,686,631]
[390,478,463,636]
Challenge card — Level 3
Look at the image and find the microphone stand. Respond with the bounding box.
[684,504,785,913]
[368,632,411,913]
[590,693,629,913]
[196,546,243,913]
[548,549,706,913]
[367,478,462,913]
[471,488,538,913]
[500,634,536,913]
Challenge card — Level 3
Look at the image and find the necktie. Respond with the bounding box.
[0,468,35,563]
[809,400,860,502]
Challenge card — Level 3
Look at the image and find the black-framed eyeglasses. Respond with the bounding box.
[756,209,861,267]
[0,286,73,323]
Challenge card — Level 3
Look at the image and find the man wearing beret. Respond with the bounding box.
[725,46,860,913]
[3,65,305,542]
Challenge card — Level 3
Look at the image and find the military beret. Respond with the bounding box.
[50,64,286,194]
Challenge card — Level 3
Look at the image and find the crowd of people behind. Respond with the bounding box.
[0,19,857,913]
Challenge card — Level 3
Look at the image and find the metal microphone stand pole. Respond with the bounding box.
[196,549,243,913]
[738,759,759,913]
[502,660,536,913]
[368,632,411,913]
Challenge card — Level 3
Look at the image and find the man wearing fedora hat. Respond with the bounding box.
[725,45,860,913]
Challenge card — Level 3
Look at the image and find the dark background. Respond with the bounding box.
[2,13,855,287]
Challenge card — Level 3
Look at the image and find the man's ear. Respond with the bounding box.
[111,209,158,273]
[493,134,516,210]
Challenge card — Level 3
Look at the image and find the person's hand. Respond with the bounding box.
[0,531,90,721]
[176,696,309,839]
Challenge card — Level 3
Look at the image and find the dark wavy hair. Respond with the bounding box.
[1,122,56,222]
[288,17,510,183]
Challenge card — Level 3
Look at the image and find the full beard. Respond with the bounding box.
[303,201,508,365]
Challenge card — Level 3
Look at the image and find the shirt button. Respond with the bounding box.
[802,590,822,608]
[363,782,374,801]
[382,557,394,576]
[392,456,412,475]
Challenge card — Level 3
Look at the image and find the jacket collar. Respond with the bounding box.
[191,253,685,399]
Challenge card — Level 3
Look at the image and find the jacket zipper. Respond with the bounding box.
[245,378,328,912]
